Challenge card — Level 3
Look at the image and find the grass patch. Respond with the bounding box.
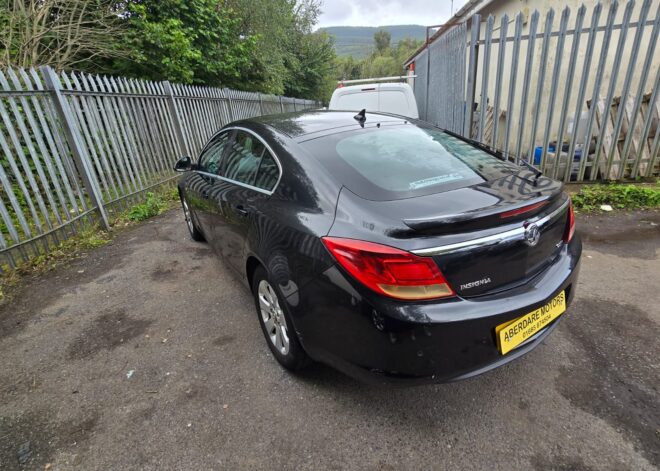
[111,187,179,226]
[127,191,169,222]
[571,182,660,211]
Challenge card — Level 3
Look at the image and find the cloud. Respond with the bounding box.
[317,0,469,28]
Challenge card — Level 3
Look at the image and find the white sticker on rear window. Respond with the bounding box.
[409,173,464,190]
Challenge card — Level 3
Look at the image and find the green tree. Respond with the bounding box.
[326,35,422,98]
[284,0,336,100]
[107,0,256,88]
[395,37,423,64]
[335,56,363,81]
[226,0,334,97]
[285,30,335,101]
[362,55,399,78]
[226,0,295,94]
[2,0,338,100]
[373,29,391,54]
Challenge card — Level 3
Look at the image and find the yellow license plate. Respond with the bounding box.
[496,291,566,355]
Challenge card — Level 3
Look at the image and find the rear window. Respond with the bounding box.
[378,90,409,115]
[223,130,265,185]
[301,124,518,200]
[334,91,378,111]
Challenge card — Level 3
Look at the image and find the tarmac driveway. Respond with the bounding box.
[1,208,659,470]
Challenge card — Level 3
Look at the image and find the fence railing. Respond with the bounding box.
[411,0,659,182]
[0,66,319,270]
[426,22,467,134]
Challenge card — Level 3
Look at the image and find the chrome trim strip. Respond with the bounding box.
[195,126,283,195]
[411,199,570,256]
[196,171,274,196]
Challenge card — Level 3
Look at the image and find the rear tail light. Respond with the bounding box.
[321,237,455,301]
[563,199,576,243]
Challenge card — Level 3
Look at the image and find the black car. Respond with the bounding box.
[174,110,581,384]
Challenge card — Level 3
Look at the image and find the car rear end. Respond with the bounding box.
[290,120,581,383]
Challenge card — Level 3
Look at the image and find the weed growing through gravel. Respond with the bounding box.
[127,192,169,221]
[571,182,660,211]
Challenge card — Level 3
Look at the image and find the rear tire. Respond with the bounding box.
[251,266,309,371]
[180,194,205,242]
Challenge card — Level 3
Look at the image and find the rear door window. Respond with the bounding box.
[198,131,230,174]
[254,151,279,192]
[301,124,519,200]
[222,131,265,185]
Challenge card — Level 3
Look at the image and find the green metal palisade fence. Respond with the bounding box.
[0,66,319,270]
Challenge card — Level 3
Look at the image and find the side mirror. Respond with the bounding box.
[174,156,192,172]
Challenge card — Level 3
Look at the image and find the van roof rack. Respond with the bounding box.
[337,75,416,86]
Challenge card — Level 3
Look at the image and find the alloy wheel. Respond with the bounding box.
[182,198,195,234]
[257,280,290,355]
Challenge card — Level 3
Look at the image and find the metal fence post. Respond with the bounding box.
[258,93,264,115]
[423,24,443,121]
[225,90,235,122]
[425,31,431,121]
[279,96,284,113]
[40,66,110,230]
[464,14,481,137]
[162,81,188,158]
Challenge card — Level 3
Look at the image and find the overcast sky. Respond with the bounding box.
[316,0,470,28]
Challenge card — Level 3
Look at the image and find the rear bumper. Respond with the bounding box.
[285,236,582,385]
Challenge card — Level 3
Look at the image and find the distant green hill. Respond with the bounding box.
[320,25,426,59]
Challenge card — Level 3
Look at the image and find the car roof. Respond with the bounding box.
[244,110,410,141]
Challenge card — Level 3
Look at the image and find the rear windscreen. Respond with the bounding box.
[301,124,519,200]
[378,91,409,115]
[335,92,378,111]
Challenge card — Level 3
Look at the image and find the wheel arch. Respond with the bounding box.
[246,255,265,288]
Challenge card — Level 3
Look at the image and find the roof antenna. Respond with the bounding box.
[354,109,366,123]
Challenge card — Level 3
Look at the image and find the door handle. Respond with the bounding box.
[234,205,249,216]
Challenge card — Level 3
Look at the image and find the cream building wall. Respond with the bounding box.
[464,0,658,159]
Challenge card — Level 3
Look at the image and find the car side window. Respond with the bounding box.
[223,131,265,185]
[254,151,279,192]
[198,132,230,175]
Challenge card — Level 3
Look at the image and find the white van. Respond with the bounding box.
[328,79,419,119]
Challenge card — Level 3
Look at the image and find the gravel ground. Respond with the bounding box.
[0,208,658,470]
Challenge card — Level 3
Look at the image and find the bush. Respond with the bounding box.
[127,192,167,221]
[572,183,660,211]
